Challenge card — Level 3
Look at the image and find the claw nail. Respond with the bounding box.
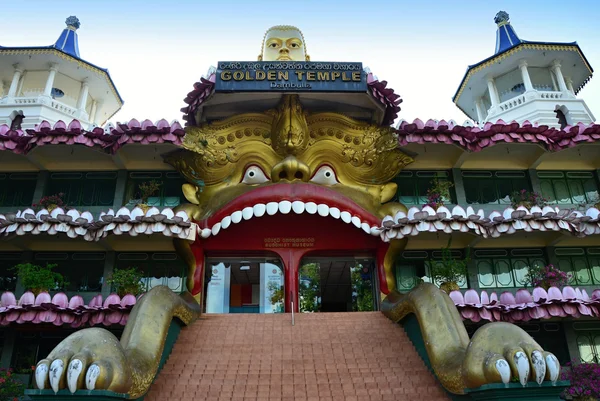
[495,359,510,384]
[546,354,559,383]
[35,364,49,390]
[86,364,100,390]
[49,360,64,393]
[514,351,530,386]
[531,351,546,385]
[67,359,83,394]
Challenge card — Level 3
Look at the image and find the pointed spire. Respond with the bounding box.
[53,16,81,58]
[494,11,521,54]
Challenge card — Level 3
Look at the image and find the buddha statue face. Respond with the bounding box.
[260,25,309,61]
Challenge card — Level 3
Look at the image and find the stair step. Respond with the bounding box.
[145,312,450,400]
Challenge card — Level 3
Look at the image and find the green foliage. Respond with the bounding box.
[425,178,454,210]
[0,368,25,401]
[430,238,470,285]
[138,180,161,204]
[351,265,374,311]
[299,263,320,312]
[11,263,65,295]
[107,267,145,297]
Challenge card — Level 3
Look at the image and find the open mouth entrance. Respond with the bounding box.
[299,257,378,312]
[204,257,285,314]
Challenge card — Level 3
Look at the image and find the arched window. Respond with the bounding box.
[8,110,24,131]
[555,107,569,129]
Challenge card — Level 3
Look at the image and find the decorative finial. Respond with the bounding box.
[65,16,80,30]
[494,11,510,26]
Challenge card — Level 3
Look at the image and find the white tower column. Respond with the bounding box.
[518,60,534,91]
[550,60,569,93]
[486,77,500,107]
[76,79,90,120]
[6,64,23,98]
[89,100,98,124]
[40,63,60,106]
[564,76,575,95]
[475,98,486,122]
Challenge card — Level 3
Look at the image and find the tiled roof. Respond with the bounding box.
[0,206,194,242]
[380,205,600,242]
[0,291,137,327]
[396,119,600,152]
[0,119,184,154]
[145,313,449,401]
[451,286,600,323]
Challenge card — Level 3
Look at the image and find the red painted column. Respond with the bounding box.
[282,249,304,313]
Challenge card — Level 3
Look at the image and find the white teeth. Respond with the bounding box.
[67,359,83,394]
[242,207,254,220]
[85,364,100,391]
[221,216,232,229]
[305,202,317,214]
[317,204,329,217]
[202,202,376,238]
[50,359,64,393]
[292,201,305,214]
[36,363,48,389]
[253,203,266,217]
[279,201,292,214]
[231,210,243,224]
[329,207,341,219]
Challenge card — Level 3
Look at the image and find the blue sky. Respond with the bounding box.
[2,0,599,125]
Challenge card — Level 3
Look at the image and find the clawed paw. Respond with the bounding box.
[463,322,560,388]
[35,328,131,394]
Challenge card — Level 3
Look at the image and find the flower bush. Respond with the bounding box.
[0,368,25,401]
[524,264,570,289]
[138,180,161,204]
[561,362,600,400]
[424,178,453,210]
[431,238,470,293]
[32,192,65,211]
[510,189,548,209]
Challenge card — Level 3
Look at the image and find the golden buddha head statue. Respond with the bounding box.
[258,25,310,62]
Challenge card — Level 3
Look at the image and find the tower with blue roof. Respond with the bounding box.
[0,17,123,130]
[453,11,594,128]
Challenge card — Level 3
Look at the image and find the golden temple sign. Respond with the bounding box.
[264,237,316,248]
[215,61,366,92]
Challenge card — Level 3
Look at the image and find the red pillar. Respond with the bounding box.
[281,249,304,313]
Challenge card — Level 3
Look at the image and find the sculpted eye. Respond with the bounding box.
[242,165,269,184]
[310,165,339,185]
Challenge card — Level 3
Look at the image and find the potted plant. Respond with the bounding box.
[11,263,66,296]
[0,368,25,400]
[32,192,66,213]
[424,178,453,210]
[431,239,470,293]
[510,189,548,209]
[561,362,600,401]
[106,267,145,297]
[524,264,570,290]
[134,181,162,213]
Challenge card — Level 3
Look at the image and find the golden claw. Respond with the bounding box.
[35,286,200,398]
[381,283,560,394]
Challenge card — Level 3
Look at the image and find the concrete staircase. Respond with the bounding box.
[145,312,450,401]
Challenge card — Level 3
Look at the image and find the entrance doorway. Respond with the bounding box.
[298,257,378,312]
[204,257,284,314]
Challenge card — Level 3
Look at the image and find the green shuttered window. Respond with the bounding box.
[0,173,38,207]
[395,250,468,291]
[538,171,599,205]
[475,249,547,288]
[46,172,117,207]
[393,171,453,205]
[555,248,600,286]
[116,252,187,293]
[125,172,185,208]
[462,170,530,205]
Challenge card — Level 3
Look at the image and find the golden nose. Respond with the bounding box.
[271,156,310,182]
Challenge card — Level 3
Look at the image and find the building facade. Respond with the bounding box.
[0,13,598,401]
